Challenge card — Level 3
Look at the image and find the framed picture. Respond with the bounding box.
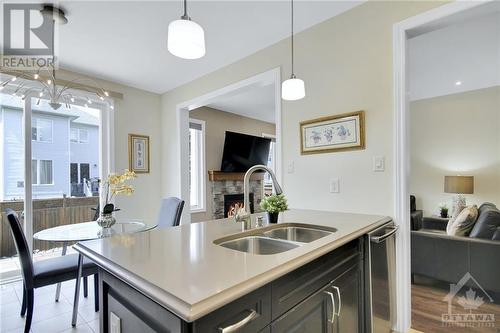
[128,134,150,173]
[300,111,365,154]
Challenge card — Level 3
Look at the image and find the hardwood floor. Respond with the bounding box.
[412,281,500,333]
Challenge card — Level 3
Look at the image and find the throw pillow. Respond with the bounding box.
[446,205,478,236]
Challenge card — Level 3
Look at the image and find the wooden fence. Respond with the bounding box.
[0,197,99,257]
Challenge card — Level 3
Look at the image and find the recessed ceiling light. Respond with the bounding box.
[455,81,462,86]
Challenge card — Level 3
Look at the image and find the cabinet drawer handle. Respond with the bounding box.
[324,291,336,323]
[333,286,341,316]
[218,309,258,333]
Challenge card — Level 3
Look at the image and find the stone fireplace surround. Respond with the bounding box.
[208,171,264,219]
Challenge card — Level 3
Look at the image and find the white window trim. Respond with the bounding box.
[262,133,276,186]
[71,127,89,144]
[78,129,89,144]
[32,159,54,186]
[70,128,79,143]
[189,118,206,213]
[32,117,53,143]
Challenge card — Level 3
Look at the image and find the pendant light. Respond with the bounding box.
[168,0,206,59]
[282,0,305,101]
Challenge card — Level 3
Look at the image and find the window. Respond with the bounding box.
[71,128,89,144]
[79,129,89,143]
[31,160,53,185]
[70,128,78,143]
[39,160,53,184]
[32,118,53,143]
[189,119,205,212]
[262,134,276,188]
[80,163,90,183]
[70,163,78,183]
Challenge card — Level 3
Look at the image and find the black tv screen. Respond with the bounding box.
[221,131,271,172]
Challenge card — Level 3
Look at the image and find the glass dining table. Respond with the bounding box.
[33,220,155,326]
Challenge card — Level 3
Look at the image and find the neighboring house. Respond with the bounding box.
[0,99,99,200]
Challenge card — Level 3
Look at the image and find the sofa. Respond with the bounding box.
[411,202,500,294]
[410,195,423,230]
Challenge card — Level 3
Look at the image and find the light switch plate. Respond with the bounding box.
[373,156,385,172]
[287,161,295,174]
[110,312,121,333]
[330,178,340,193]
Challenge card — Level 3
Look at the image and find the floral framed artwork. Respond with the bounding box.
[300,111,365,154]
[128,134,150,173]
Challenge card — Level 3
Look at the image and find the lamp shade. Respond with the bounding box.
[281,77,305,101]
[444,176,474,194]
[167,19,205,59]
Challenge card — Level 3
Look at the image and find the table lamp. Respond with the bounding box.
[444,175,474,217]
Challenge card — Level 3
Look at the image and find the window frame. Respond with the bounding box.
[70,127,89,144]
[31,159,54,186]
[188,118,206,213]
[70,128,79,143]
[78,129,89,144]
[32,117,53,143]
[262,133,277,186]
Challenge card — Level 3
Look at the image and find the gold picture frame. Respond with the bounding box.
[128,134,150,173]
[300,111,365,155]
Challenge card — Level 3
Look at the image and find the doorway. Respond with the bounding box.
[0,77,114,282]
[176,68,281,224]
[394,1,500,331]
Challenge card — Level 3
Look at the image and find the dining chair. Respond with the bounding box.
[5,209,99,333]
[156,197,185,228]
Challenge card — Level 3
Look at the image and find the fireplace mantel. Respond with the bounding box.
[208,170,264,182]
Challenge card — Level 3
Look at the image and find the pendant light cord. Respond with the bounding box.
[182,0,189,20]
[291,0,295,77]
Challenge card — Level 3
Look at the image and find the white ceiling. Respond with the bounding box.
[7,1,364,94]
[207,82,276,123]
[409,9,500,101]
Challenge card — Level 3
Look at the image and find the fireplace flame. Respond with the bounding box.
[227,202,244,218]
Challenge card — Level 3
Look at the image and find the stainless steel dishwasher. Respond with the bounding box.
[365,222,398,333]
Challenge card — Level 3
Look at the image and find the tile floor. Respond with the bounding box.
[1,275,99,333]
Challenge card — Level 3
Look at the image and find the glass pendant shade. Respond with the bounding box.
[168,19,206,59]
[281,76,305,101]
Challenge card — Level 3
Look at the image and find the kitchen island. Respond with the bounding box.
[74,209,393,332]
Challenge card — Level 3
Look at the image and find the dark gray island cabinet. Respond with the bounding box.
[97,238,365,333]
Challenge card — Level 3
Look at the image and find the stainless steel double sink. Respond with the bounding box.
[214,223,337,255]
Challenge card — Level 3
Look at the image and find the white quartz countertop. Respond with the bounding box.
[74,209,391,322]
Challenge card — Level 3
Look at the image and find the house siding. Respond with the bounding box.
[0,106,99,200]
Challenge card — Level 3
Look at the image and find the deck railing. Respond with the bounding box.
[0,197,99,257]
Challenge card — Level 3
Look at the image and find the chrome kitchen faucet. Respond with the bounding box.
[234,165,283,230]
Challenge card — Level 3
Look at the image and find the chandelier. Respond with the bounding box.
[0,5,110,110]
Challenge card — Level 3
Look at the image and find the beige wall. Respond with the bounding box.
[410,86,500,216]
[161,1,446,217]
[59,69,162,224]
[189,106,275,222]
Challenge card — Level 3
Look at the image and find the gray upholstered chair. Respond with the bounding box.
[5,209,99,333]
[156,197,184,228]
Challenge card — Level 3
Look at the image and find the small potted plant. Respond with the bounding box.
[439,203,449,218]
[260,194,288,224]
[98,169,136,228]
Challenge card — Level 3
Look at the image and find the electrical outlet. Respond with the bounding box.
[287,161,295,174]
[330,178,340,193]
[110,312,121,333]
[373,156,385,172]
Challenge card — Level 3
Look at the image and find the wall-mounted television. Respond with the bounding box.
[220,131,271,172]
